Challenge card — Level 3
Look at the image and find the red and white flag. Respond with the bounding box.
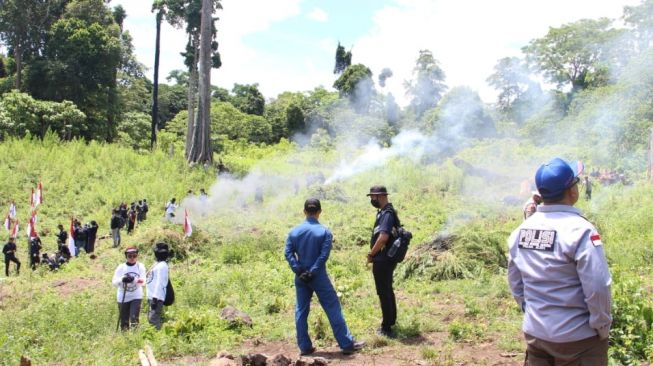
[3,214,9,231]
[183,209,192,237]
[8,202,16,219]
[69,218,76,255]
[26,211,37,239]
[33,182,43,206]
[11,220,19,238]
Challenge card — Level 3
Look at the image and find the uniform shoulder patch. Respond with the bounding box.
[518,229,556,251]
[590,233,603,246]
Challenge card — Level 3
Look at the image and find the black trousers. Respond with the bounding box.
[5,255,21,276]
[117,299,142,331]
[30,253,41,270]
[372,260,397,331]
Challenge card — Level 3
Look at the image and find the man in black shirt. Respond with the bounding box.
[56,224,68,247]
[29,236,42,270]
[110,209,123,248]
[366,185,398,337]
[3,237,21,276]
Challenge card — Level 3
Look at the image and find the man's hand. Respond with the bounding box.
[299,271,314,283]
[367,251,374,264]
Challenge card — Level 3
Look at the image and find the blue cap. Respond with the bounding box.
[535,158,584,199]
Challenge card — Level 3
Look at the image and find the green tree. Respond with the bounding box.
[333,63,374,113]
[187,0,219,163]
[624,0,653,51]
[265,91,307,141]
[0,90,85,139]
[522,18,623,92]
[231,83,265,116]
[166,101,273,147]
[117,111,152,150]
[0,0,69,90]
[404,49,447,117]
[333,42,352,75]
[426,87,495,139]
[38,2,122,140]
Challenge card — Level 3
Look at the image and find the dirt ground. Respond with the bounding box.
[165,331,523,366]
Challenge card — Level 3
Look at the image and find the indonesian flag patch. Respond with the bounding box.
[590,233,603,246]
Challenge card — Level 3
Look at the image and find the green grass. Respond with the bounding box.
[0,136,651,365]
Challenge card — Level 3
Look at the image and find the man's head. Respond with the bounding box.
[304,198,322,217]
[531,191,543,205]
[124,247,139,263]
[366,185,389,209]
[57,224,64,230]
[153,242,170,262]
[535,158,583,205]
[8,236,14,243]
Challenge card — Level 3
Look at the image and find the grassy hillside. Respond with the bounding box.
[0,136,651,365]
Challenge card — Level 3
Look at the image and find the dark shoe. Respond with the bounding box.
[300,347,316,356]
[376,327,396,338]
[342,340,365,355]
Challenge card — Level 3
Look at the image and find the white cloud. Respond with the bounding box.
[112,0,640,104]
[354,0,641,105]
[307,8,329,22]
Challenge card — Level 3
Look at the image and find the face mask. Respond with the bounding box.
[370,199,381,208]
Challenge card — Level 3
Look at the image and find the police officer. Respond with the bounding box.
[508,158,612,365]
[28,235,42,270]
[3,237,20,276]
[366,185,399,338]
[284,198,364,355]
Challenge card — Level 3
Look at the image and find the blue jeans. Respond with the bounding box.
[294,272,354,352]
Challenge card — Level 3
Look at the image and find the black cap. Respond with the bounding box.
[304,198,321,212]
[154,242,169,254]
[366,185,389,196]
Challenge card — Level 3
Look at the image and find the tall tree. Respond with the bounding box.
[187,0,218,163]
[0,0,68,90]
[624,0,653,51]
[230,83,265,116]
[333,42,352,75]
[522,18,622,92]
[151,1,166,149]
[404,49,447,117]
[333,63,374,113]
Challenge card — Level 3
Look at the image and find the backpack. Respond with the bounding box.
[383,207,413,263]
[163,279,175,306]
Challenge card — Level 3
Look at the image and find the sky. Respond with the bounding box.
[112,0,641,105]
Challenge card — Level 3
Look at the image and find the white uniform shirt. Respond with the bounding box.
[147,261,169,301]
[112,262,146,302]
[165,202,177,219]
[508,204,612,342]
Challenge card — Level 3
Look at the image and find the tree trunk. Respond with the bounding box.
[649,128,653,181]
[185,33,199,158]
[187,0,213,164]
[14,41,22,90]
[151,10,163,149]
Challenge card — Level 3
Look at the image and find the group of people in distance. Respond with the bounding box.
[110,199,149,248]
[2,219,99,276]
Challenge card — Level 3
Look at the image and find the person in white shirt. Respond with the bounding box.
[164,198,177,221]
[112,247,146,330]
[147,242,170,330]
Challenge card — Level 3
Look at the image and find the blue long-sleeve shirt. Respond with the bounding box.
[284,217,332,275]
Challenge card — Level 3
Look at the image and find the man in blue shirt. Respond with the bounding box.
[508,158,611,365]
[284,198,364,356]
